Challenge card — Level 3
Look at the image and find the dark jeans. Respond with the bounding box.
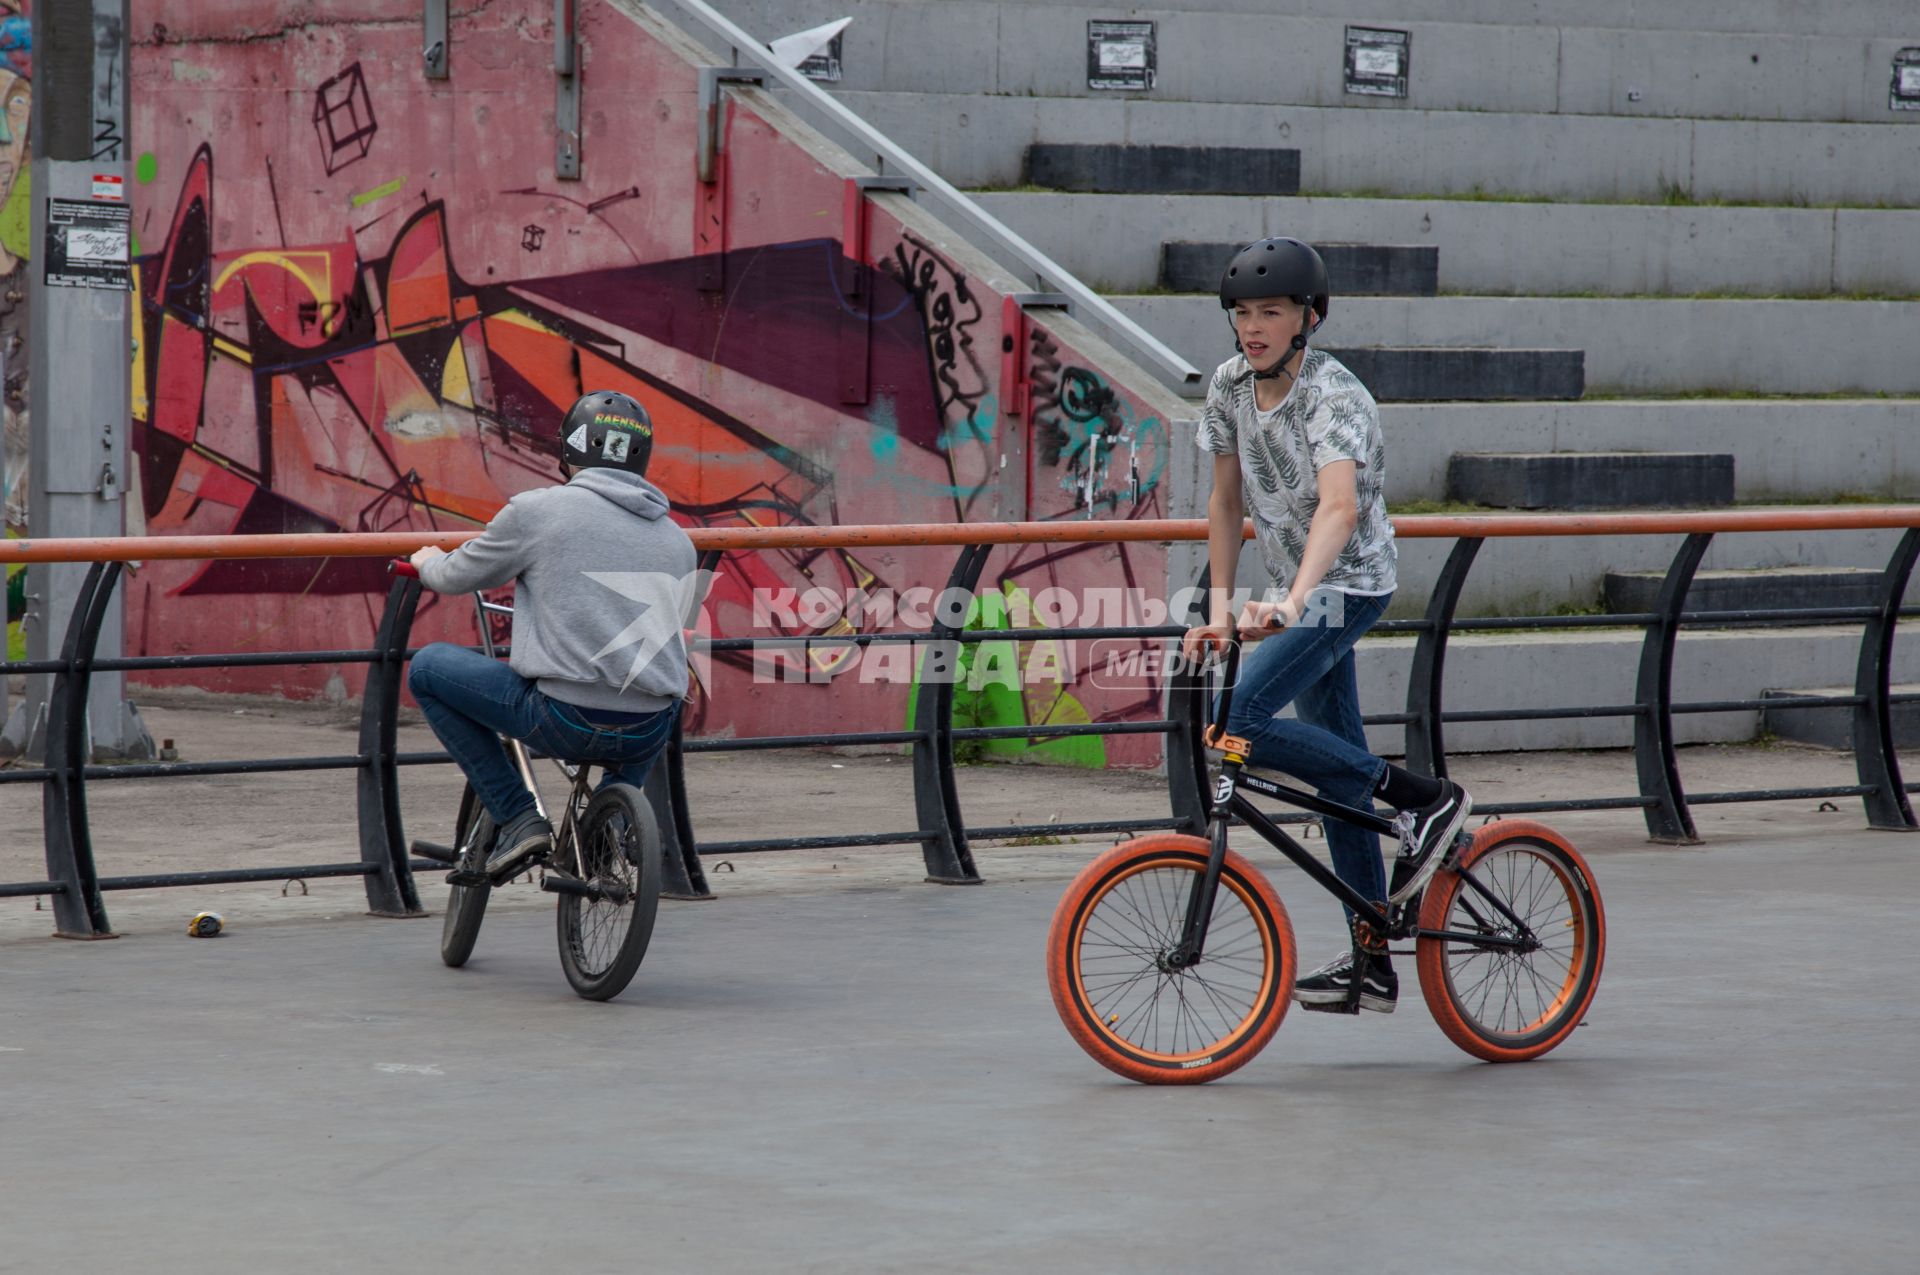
[408,643,679,825]
[1222,589,1393,917]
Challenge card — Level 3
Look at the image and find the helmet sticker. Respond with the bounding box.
[566,422,590,452]
[594,411,650,435]
[601,431,631,462]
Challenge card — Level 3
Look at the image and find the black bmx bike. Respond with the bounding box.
[1046,631,1606,1083]
[399,565,663,1001]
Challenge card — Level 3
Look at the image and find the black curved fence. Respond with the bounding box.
[4,522,1918,938]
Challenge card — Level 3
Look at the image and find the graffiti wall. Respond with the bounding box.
[124,0,1188,766]
[2,1,27,661]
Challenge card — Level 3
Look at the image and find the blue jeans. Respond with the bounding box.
[408,643,679,824]
[1222,590,1393,916]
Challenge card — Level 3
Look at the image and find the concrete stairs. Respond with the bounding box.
[1450,453,1735,509]
[684,0,1920,750]
[1160,241,1439,297]
[1762,685,1920,750]
[1604,567,1886,624]
[1346,627,1920,755]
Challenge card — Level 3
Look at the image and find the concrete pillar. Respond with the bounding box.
[0,0,150,761]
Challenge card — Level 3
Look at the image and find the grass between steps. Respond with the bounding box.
[1115,288,1920,301]
[1434,288,1920,302]
[1581,388,1920,401]
[1388,493,1911,517]
[968,183,1915,212]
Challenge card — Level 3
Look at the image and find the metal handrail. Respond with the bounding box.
[6,510,1919,935]
[7,506,1920,563]
[634,0,1204,389]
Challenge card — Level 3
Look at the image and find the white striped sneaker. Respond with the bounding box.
[1292,949,1398,1013]
[1387,781,1472,905]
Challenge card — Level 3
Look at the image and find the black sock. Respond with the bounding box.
[1376,764,1443,811]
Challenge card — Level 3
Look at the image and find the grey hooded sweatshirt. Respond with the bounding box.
[419,469,699,713]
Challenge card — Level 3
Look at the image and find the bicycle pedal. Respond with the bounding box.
[444,868,489,889]
[1297,999,1363,1016]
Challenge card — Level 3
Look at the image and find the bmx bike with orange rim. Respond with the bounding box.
[1046,630,1606,1083]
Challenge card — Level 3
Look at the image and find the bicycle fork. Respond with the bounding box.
[1168,755,1244,970]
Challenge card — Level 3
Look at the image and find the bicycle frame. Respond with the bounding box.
[471,592,593,878]
[1168,631,1533,973]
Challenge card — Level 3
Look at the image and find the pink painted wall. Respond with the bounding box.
[127,0,1185,766]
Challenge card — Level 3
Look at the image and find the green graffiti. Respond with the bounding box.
[0,164,29,261]
[903,583,1106,769]
[349,175,407,208]
[135,153,159,185]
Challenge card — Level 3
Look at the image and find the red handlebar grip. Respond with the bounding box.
[389,558,420,579]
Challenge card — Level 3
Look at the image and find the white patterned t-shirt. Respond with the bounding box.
[1194,350,1397,596]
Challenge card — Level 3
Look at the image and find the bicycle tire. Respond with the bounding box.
[440,784,494,969]
[555,783,662,1001]
[1047,834,1295,1085]
[1416,819,1606,1063]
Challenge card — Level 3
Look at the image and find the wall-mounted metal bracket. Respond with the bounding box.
[697,66,767,183]
[423,0,448,78]
[1000,294,1073,420]
[852,175,918,197]
[555,0,581,179]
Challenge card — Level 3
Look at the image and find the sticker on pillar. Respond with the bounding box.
[1345,26,1409,99]
[1088,21,1155,91]
[1893,49,1920,112]
[91,175,125,202]
[44,198,132,291]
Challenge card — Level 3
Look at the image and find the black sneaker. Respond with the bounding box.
[486,808,554,883]
[1387,780,1473,905]
[1292,949,1398,1014]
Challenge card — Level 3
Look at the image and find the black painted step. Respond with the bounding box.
[1161,242,1439,296]
[1327,348,1583,402]
[1024,143,1300,195]
[1761,684,1920,750]
[1604,566,1882,624]
[1449,450,1729,508]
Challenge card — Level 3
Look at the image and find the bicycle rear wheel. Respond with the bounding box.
[555,783,662,1001]
[1416,819,1605,1062]
[440,784,493,969]
[1047,834,1295,1085]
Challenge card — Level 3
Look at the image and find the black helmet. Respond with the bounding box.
[1218,237,1330,322]
[561,390,654,476]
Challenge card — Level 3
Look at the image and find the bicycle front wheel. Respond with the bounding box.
[555,783,662,1001]
[1047,834,1295,1085]
[1416,819,1606,1062]
[440,784,493,969]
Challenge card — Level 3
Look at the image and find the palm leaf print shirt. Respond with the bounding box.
[1194,350,1398,596]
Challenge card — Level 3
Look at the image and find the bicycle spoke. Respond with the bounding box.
[1074,861,1272,1058]
[1440,844,1588,1038]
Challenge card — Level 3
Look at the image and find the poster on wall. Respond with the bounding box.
[1893,49,1920,111]
[1345,26,1410,99]
[1088,20,1155,91]
[43,198,131,290]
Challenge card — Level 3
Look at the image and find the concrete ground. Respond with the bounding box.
[3,695,1918,1271]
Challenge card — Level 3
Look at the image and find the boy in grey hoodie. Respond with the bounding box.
[407,390,699,883]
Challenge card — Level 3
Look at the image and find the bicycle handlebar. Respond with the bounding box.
[389,558,420,579]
